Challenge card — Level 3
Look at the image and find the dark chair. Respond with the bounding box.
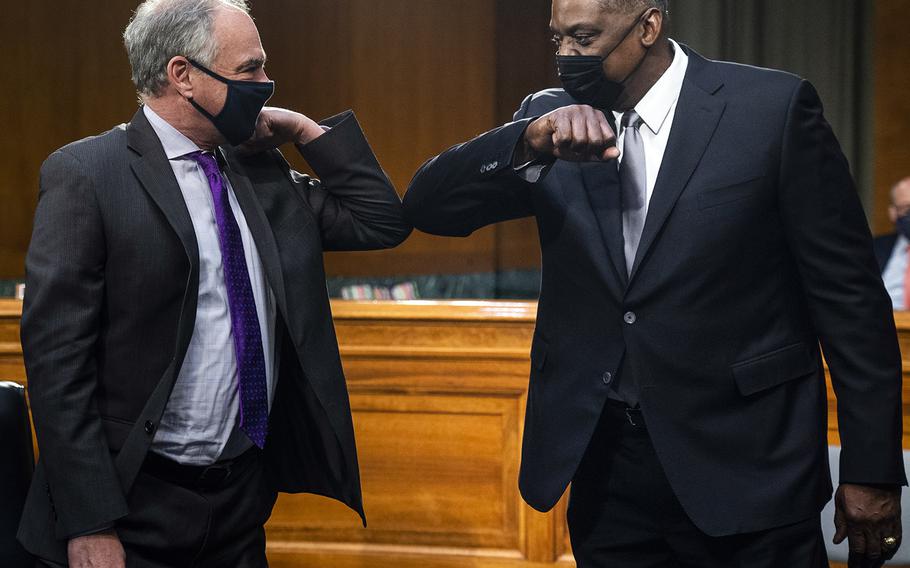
[0,381,36,567]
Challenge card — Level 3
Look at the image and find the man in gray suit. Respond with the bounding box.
[17,1,410,566]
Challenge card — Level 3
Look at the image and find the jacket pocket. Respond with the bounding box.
[530,335,549,371]
[697,174,765,210]
[731,342,818,396]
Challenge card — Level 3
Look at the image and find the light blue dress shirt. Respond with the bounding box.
[143,106,277,465]
[882,234,909,310]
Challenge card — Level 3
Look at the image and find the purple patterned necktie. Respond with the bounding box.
[189,151,269,448]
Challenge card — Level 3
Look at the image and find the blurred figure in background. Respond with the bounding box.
[877,177,910,309]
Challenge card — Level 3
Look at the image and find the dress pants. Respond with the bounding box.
[40,447,278,568]
[568,400,829,568]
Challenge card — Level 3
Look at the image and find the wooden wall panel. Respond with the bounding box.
[3,1,908,278]
[0,1,137,278]
[871,0,910,235]
[256,0,505,278]
[4,297,910,567]
[0,0,555,281]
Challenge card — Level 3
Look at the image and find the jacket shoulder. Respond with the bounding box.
[523,88,575,116]
[704,57,804,99]
[46,124,129,171]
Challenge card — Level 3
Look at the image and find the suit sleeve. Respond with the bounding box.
[283,110,411,251]
[778,80,906,486]
[21,150,130,539]
[401,94,542,237]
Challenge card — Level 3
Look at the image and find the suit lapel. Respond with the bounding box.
[628,53,726,282]
[219,151,289,314]
[127,108,200,273]
[119,107,201,492]
[579,160,628,289]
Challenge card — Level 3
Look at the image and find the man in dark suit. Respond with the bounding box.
[17,1,410,566]
[403,0,904,566]
[876,177,910,310]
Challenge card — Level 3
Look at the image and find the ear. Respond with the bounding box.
[890,205,898,225]
[167,56,194,99]
[640,8,663,47]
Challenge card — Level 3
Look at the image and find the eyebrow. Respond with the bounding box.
[549,24,600,35]
[236,55,266,73]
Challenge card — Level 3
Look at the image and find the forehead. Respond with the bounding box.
[894,181,910,203]
[551,0,613,30]
[211,6,265,62]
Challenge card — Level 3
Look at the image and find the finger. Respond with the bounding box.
[569,111,590,154]
[882,520,901,561]
[595,110,617,145]
[551,114,573,150]
[833,505,849,544]
[585,109,606,152]
[601,146,621,161]
[862,527,883,568]
[848,529,867,568]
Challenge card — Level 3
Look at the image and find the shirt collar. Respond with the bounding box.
[142,105,203,160]
[613,38,689,135]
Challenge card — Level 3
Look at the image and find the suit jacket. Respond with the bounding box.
[18,107,411,562]
[875,232,899,273]
[403,47,906,537]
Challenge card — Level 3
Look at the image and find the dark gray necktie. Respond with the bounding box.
[619,111,646,275]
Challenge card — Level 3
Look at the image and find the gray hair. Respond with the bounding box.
[123,0,250,98]
[597,0,669,15]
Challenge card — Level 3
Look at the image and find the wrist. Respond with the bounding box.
[514,133,542,166]
[295,121,325,146]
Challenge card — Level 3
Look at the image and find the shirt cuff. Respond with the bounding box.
[513,158,555,183]
[69,523,116,539]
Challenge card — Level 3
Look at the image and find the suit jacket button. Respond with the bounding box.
[602,372,613,385]
[144,420,156,435]
[624,312,637,325]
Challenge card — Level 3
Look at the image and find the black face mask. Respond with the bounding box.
[556,10,650,110]
[897,214,910,240]
[187,59,275,146]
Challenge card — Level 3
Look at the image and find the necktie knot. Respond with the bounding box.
[621,110,643,131]
[187,150,220,178]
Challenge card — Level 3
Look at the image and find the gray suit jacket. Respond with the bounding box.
[18,107,410,562]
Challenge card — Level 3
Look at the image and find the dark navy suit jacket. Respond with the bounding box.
[403,46,905,537]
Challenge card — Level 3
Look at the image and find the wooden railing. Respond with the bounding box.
[2,298,908,567]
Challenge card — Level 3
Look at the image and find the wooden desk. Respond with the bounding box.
[1,299,907,567]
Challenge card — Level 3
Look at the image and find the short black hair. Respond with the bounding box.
[597,0,669,15]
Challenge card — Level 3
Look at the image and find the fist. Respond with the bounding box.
[521,105,619,163]
[240,107,325,154]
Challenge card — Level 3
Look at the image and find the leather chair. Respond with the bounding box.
[0,381,36,567]
[823,445,910,565]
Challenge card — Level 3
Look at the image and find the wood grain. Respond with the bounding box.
[0,0,551,280]
[3,298,908,566]
[871,0,910,235]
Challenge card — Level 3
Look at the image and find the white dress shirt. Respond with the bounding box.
[613,39,689,213]
[143,106,277,465]
[882,234,909,310]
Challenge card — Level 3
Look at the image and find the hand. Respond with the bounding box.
[68,530,125,568]
[833,483,902,568]
[239,107,325,154]
[519,104,619,163]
